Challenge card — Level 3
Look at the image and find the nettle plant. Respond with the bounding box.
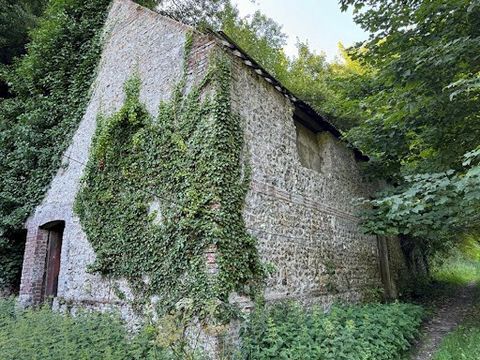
[75,37,265,325]
[240,301,424,360]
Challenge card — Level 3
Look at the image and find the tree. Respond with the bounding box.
[139,0,231,29]
[222,5,289,80]
[341,0,480,178]
[0,0,47,98]
[339,0,480,242]
[148,1,358,132]
[222,9,360,131]
[320,43,376,130]
[0,0,111,292]
[0,0,46,65]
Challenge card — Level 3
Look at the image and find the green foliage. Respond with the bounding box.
[325,44,378,131]
[357,148,480,239]
[433,256,480,286]
[0,0,47,66]
[0,232,25,293]
[338,0,480,243]
[0,297,183,359]
[75,47,264,322]
[433,322,480,360]
[240,301,424,360]
[342,0,480,174]
[281,43,334,116]
[418,240,480,360]
[431,235,480,286]
[222,6,288,80]
[156,0,231,29]
[0,0,111,290]
[222,6,362,130]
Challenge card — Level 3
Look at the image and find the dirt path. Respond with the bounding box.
[410,283,477,360]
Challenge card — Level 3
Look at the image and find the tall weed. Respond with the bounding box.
[240,301,424,360]
[0,298,173,360]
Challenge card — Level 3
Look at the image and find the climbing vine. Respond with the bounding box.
[0,0,112,290]
[75,40,265,321]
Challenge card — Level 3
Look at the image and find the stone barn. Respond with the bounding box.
[17,0,417,353]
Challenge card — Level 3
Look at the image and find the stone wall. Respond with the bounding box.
[230,54,408,305]
[19,0,191,313]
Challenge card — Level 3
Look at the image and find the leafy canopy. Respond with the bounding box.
[339,0,480,242]
[342,0,480,177]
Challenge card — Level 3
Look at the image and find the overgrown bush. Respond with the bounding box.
[240,301,424,360]
[0,0,111,291]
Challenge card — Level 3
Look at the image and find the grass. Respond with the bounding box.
[435,234,480,283]
[412,237,480,302]
[432,255,480,285]
[432,291,480,360]
[428,235,480,360]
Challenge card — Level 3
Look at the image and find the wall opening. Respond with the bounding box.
[294,120,325,173]
[40,220,65,301]
[1,229,27,296]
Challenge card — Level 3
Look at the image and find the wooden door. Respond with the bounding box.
[377,235,395,299]
[44,226,63,298]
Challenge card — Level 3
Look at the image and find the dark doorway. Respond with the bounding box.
[0,229,27,296]
[41,221,65,301]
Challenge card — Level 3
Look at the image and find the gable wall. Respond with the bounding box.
[19,0,193,313]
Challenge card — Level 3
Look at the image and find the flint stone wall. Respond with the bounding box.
[230,55,407,305]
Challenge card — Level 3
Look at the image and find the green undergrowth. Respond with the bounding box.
[426,237,480,360]
[75,42,264,323]
[0,298,181,360]
[239,301,424,360]
[434,324,480,360]
[0,298,425,360]
[408,236,480,302]
[432,256,480,286]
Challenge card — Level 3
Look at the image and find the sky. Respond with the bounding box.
[232,0,369,61]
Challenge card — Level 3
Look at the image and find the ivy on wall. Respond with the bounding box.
[0,0,112,290]
[75,41,264,321]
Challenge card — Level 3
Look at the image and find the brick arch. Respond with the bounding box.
[40,220,65,230]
